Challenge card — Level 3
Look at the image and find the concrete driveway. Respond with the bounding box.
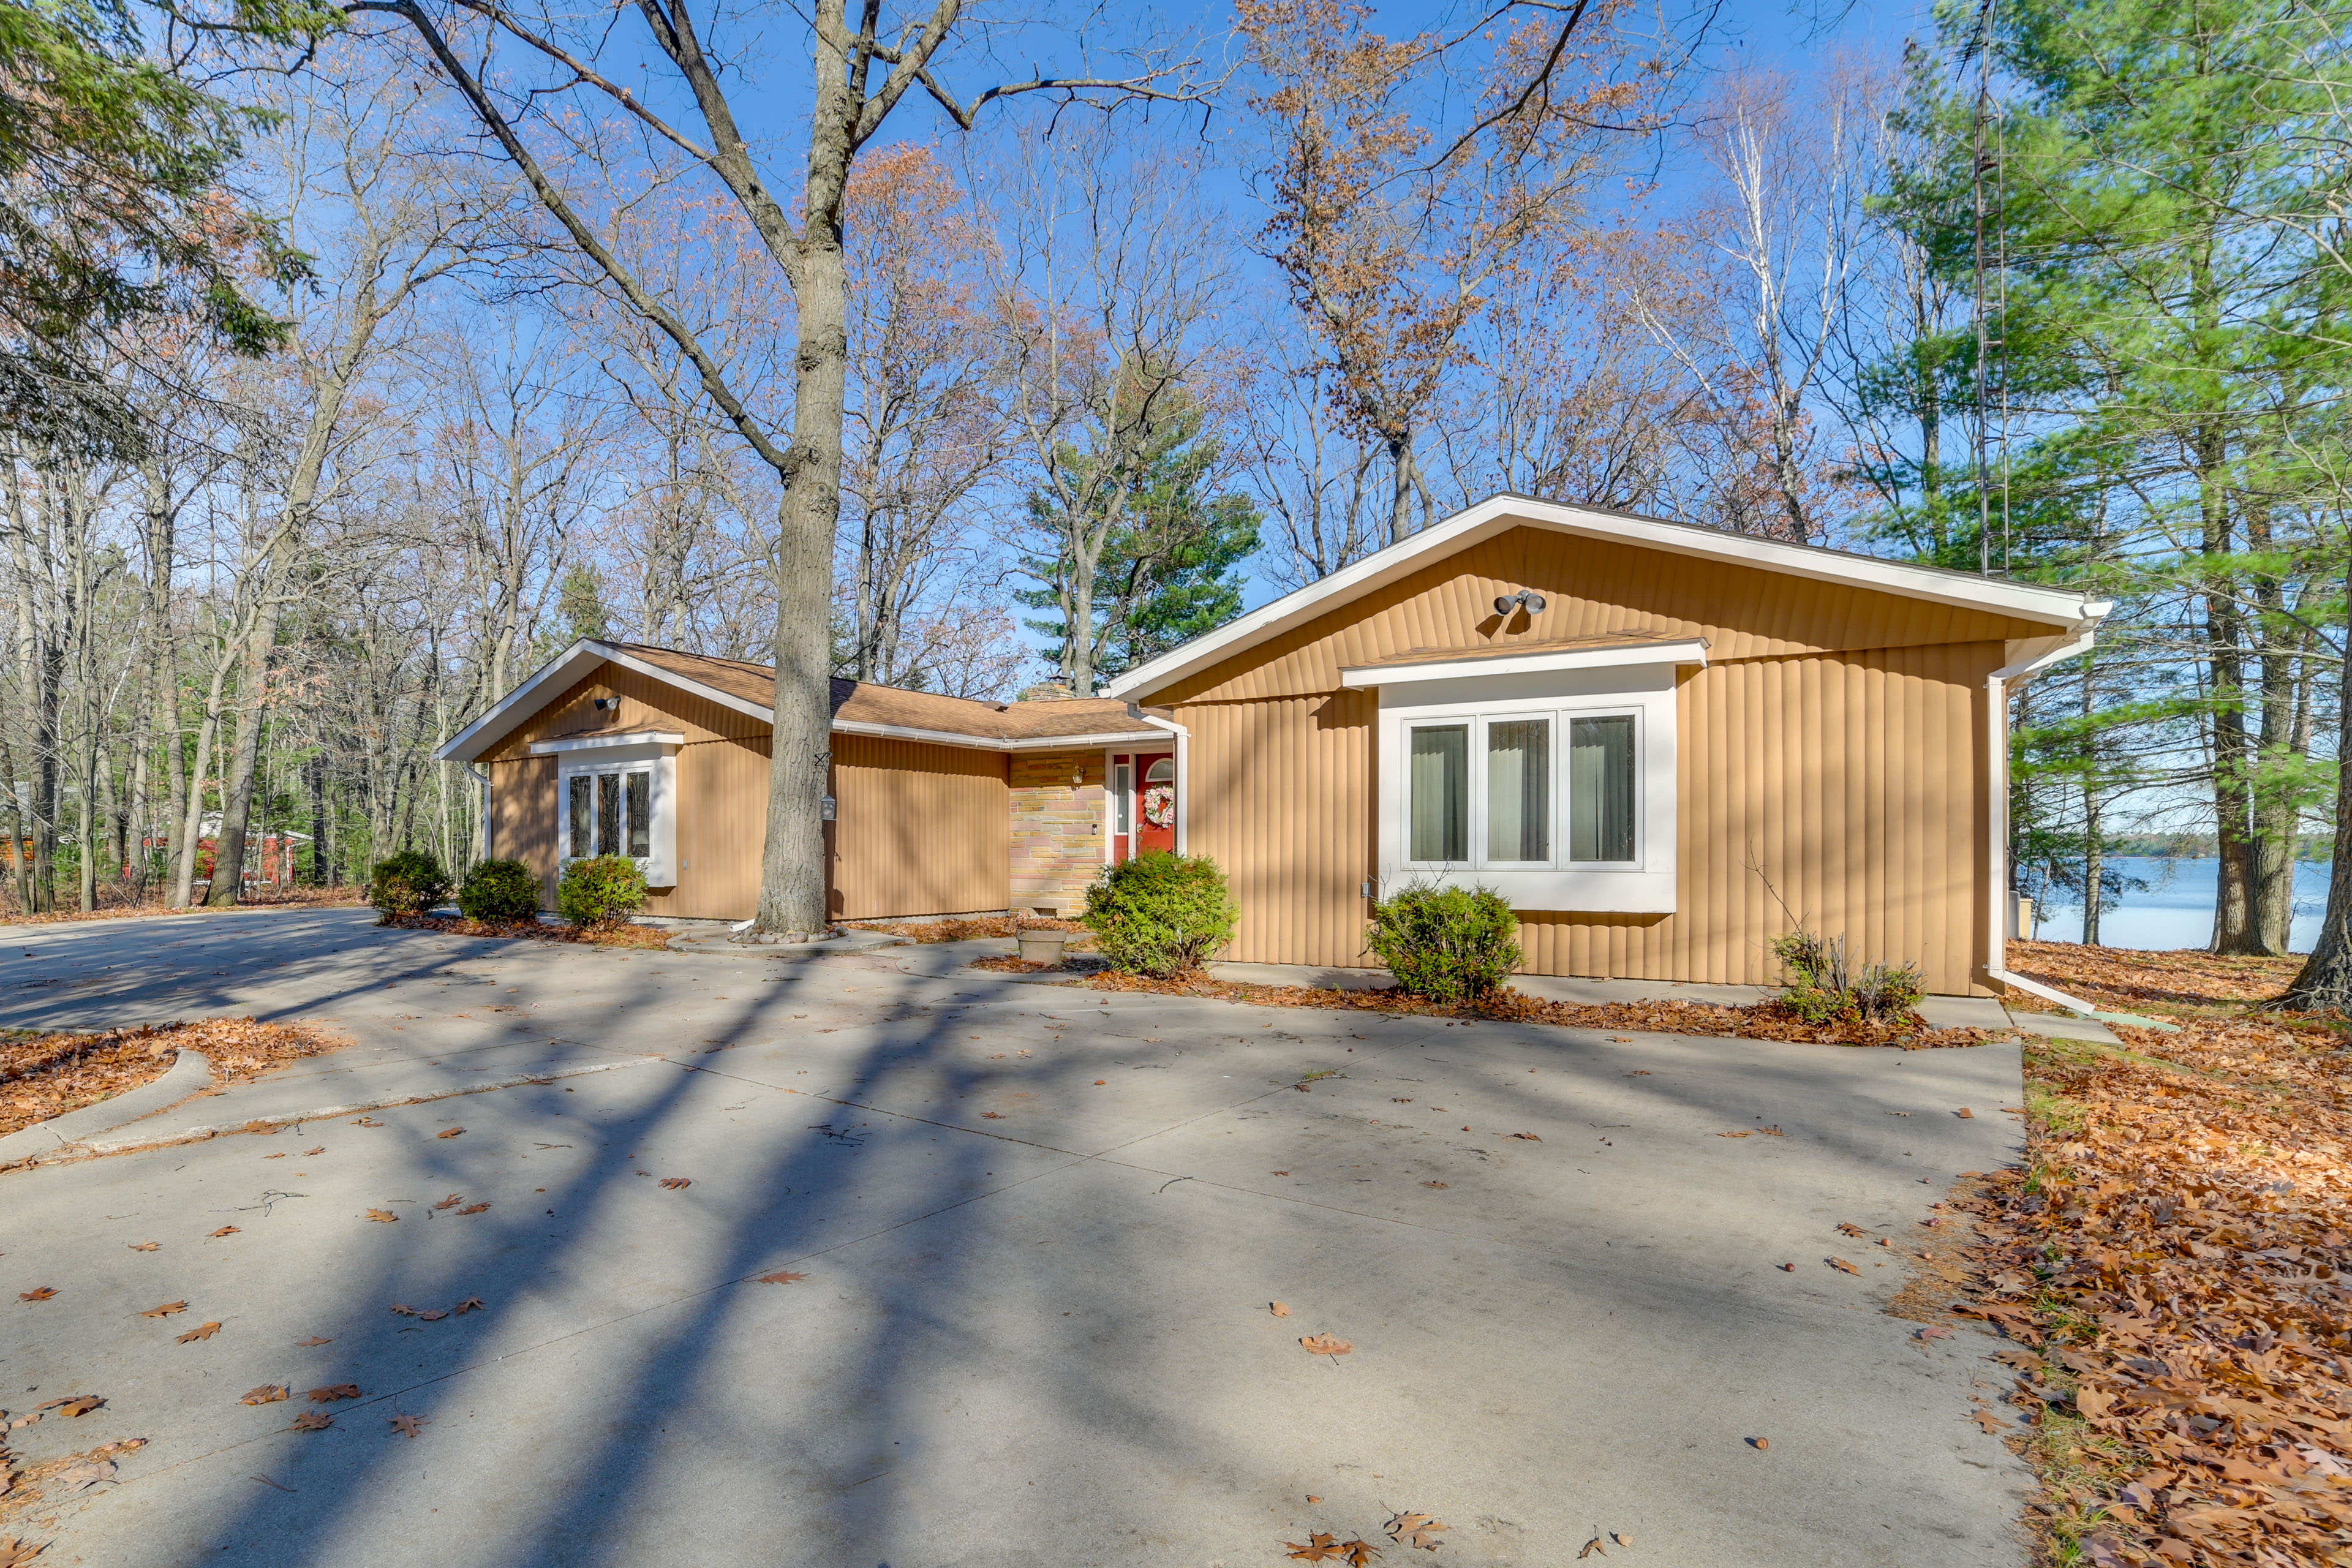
[1,910,2032,1567]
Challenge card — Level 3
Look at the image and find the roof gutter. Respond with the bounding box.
[1983,625,2106,1015]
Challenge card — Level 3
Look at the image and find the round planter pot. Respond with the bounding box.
[1017,932,1068,965]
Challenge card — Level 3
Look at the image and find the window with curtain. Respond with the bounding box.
[567,767,657,859]
[1409,723,1469,861]
[1569,715,1637,862]
[1485,718,1550,862]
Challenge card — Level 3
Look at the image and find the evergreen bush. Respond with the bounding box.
[457,858,541,924]
[1081,851,1237,978]
[557,855,647,929]
[369,849,450,923]
[1366,883,1521,1003]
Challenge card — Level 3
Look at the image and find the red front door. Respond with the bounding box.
[1136,753,1176,853]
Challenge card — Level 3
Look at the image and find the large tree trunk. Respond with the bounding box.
[756,241,846,937]
[207,595,282,907]
[2279,565,2352,1006]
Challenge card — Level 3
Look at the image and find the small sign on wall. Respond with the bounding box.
[820,794,837,822]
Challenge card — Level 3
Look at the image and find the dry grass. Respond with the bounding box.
[0,1018,344,1139]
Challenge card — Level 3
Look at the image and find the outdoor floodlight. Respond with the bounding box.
[1493,589,1548,616]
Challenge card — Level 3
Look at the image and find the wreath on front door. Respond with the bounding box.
[1142,783,1175,829]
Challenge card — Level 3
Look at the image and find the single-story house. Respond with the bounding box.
[436,494,2109,998]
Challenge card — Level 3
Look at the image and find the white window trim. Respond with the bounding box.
[1375,666,1676,912]
[554,739,680,888]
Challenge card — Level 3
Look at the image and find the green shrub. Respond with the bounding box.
[1773,930,1923,1025]
[1082,851,1237,978]
[557,855,647,929]
[1366,883,1521,1003]
[457,858,542,924]
[369,849,451,923]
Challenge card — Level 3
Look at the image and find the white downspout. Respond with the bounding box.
[463,764,492,862]
[1983,627,2104,1014]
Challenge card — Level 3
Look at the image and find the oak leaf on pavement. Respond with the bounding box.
[1299,1333,1352,1356]
[140,1300,188,1317]
[176,1321,222,1343]
[1387,1512,1447,1550]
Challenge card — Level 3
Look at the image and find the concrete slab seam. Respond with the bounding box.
[1,1054,665,1170]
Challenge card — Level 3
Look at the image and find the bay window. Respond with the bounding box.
[529,731,682,887]
[1370,660,1684,913]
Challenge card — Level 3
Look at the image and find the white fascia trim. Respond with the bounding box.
[528,731,687,755]
[1104,492,2114,703]
[1984,625,2100,992]
[595,646,774,723]
[436,639,774,763]
[435,640,613,763]
[830,719,1169,752]
[1003,729,1166,750]
[827,718,1006,752]
[1341,639,1709,688]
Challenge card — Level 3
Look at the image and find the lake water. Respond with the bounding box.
[2027,856,2333,952]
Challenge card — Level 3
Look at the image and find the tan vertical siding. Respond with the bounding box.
[1178,644,1996,994]
[489,755,559,905]
[828,735,1009,920]
[649,736,771,919]
[1180,690,1378,967]
[1158,526,2048,705]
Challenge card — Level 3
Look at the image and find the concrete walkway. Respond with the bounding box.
[1,908,2035,1567]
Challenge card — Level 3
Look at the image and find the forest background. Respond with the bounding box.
[3,0,2346,964]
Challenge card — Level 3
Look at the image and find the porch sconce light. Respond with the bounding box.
[1493,589,1548,616]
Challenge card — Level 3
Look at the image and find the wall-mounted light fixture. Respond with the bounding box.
[1493,589,1548,617]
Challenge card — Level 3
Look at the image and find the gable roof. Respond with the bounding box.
[1102,493,2112,703]
[435,640,1171,764]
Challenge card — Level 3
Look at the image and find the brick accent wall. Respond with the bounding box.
[1010,750,1105,915]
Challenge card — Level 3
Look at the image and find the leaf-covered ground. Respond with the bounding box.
[1942,943,2352,1566]
[0,886,365,929]
[1,1019,344,1139]
[1077,970,2013,1047]
[384,914,670,950]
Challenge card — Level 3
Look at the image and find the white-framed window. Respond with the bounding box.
[530,733,682,887]
[565,766,654,861]
[1402,707,1642,872]
[1376,666,1676,912]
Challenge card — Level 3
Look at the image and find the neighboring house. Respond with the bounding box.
[439,494,2110,997]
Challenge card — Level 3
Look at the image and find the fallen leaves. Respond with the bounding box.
[1835,1223,1869,1238]
[389,1413,427,1439]
[209,1226,239,1237]
[1299,1333,1352,1357]
[1970,1408,2010,1434]
[658,1177,691,1189]
[306,1385,360,1403]
[304,1146,323,1155]
[352,1117,382,1127]
[437,1128,464,1139]
[127,1242,158,1251]
[55,1396,100,1417]
[288,1411,331,1432]
[980,1111,1005,1119]
[1826,1257,1860,1275]
[362,1209,397,1223]
[240,1385,288,1406]
[175,1321,222,1343]
[1507,1132,1541,1142]
[458,1202,489,1215]
[17,1288,54,1302]
[138,1300,187,1318]
[1387,1511,1447,1550]
[756,1272,806,1285]
[0,1536,44,1567]
[1270,1301,1292,1317]
[293,1336,331,1346]
[0,1017,339,1139]
[431,1193,463,1210]
[455,1297,484,1313]
[1954,1107,1974,1119]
